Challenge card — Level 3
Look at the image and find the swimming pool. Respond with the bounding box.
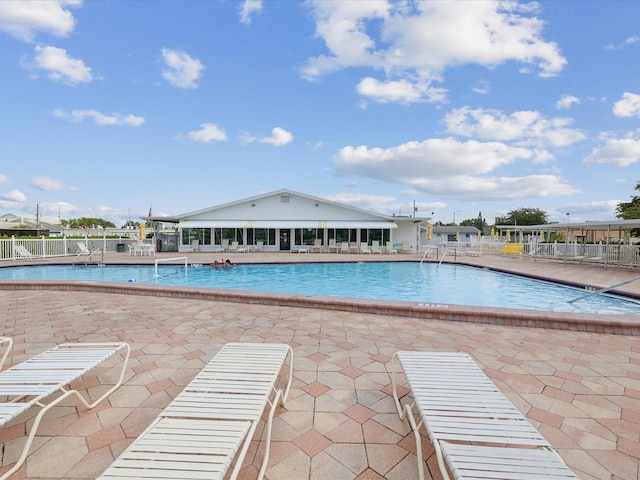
[1,262,638,315]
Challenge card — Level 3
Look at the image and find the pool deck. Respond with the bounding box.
[1,251,639,479]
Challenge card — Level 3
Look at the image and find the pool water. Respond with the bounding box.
[1,262,638,315]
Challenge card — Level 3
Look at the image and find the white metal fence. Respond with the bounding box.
[427,240,639,268]
[0,236,137,261]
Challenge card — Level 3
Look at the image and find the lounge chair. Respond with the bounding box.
[77,241,101,255]
[0,340,130,480]
[359,242,371,254]
[228,241,239,252]
[97,342,293,480]
[311,238,323,253]
[327,239,338,253]
[386,241,398,254]
[340,241,350,254]
[391,351,578,480]
[371,240,382,254]
[14,245,37,261]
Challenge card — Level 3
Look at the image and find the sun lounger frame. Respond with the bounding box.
[0,339,130,480]
[391,351,578,480]
[98,342,293,480]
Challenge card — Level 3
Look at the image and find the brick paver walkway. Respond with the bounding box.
[0,252,639,479]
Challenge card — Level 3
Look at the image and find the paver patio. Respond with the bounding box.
[0,251,639,479]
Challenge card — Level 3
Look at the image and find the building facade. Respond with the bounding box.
[174,189,428,253]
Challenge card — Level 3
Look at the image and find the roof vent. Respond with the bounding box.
[280,195,291,204]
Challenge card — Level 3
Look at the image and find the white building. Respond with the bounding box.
[173,189,428,253]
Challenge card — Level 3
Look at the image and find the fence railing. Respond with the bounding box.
[0,236,138,261]
[426,240,639,268]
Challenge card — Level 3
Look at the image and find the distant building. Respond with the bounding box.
[429,226,481,245]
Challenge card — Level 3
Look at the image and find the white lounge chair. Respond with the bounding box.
[98,342,293,480]
[0,340,130,480]
[14,245,37,261]
[391,351,578,480]
[77,241,101,255]
[340,242,350,254]
[359,242,371,254]
[327,239,338,253]
[311,238,323,253]
[371,240,382,254]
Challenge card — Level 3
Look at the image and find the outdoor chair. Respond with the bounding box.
[97,342,293,480]
[391,351,578,480]
[13,245,37,261]
[0,340,130,480]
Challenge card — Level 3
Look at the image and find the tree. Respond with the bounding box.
[616,181,640,220]
[60,217,116,228]
[497,208,548,226]
[461,211,487,230]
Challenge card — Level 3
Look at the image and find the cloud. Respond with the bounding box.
[239,0,262,25]
[613,92,640,118]
[605,35,640,50]
[23,45,92,85]
[31,176,77,191]
[554,200,620,221]
[443,107,586,149]
[556,94,580,110]
[325,192,445,216]
[161,48,205,89]
[186,123,228,143]
[582,132,640,167]
[356,77,446,104]
[1,189,27,202]
[332,136,578,200]
[53,108,145,126]
[259,127,293,146]
[0,174,9,184]
[0,0,80,42]
[302,1,566,104]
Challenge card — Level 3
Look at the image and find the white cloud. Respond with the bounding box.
[0,174,9,184]
[187,123,228,143]
[0,0,80,42]
[409,174,578,200]
[239,0,262,25]
[613,92,640,118]
[1,189,27,202]
[554,200,620,221]
[325,192,445,216]
[556,94,580,110]
[582,132,640,167]
[443,107,586,149]
[31,176,77,191]
[356,77,446,104]
[259,127,293,146]
[23,45,92,85]
[161,48,205,89]
[332,136,578,200]
[302,1,566,103]
[471,80,490,95]
[53,108,145,126]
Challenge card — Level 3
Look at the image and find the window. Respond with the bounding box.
[295,228,316,245]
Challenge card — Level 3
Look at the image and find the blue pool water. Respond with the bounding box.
[0,262,638,315]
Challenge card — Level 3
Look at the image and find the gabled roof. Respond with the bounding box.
[176,188,400,221]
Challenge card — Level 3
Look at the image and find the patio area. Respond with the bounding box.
[0,251,639,479]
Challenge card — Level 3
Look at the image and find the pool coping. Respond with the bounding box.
[1,279,639,335]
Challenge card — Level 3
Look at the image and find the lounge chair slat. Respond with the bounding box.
[392,351,577,480]
[98,343,293,480]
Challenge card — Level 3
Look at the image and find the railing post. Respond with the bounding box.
[11,235,16,260]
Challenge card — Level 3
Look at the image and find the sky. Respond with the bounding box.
[1,0,639,228]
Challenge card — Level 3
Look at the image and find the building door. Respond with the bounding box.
[279,230,291,251]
